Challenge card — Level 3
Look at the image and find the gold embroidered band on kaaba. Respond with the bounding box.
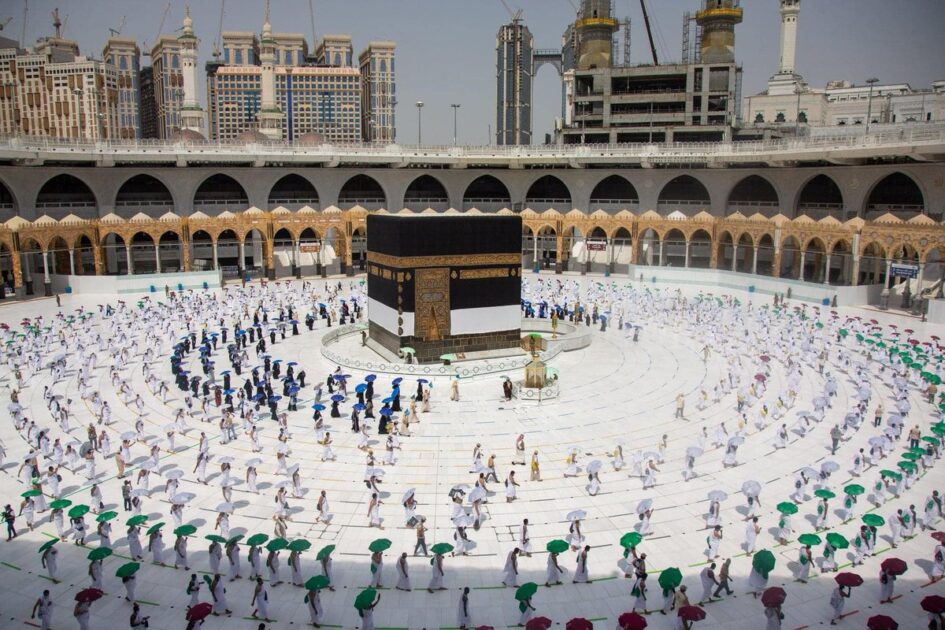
[366,251,521,269]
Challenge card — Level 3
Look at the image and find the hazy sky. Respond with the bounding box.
[11,0,945,144]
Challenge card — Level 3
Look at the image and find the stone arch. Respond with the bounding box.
[193,174,249,214]
[190,229,215,270]
[403,175,449,211]
[796,174,844,220]
[129,231,157,274]
[114,174,176,217]
[463,175,511,212]
[802,236,828,283]
[657,175,711,215]
[689,228,713,269]
[638,227,660,265]
[863,172,927,219]
[780,235,802,280]
[525,175,572,212]
[0,175,18,220]
[755,233,776,276]
[662,228,687,267]
[589,175,639,213]
[101,232,128,275]
[726,175,781,216]
[611,226,633,268]
[243,228,268,275]
[157,231,183,273]
[47,236,70,275]
[339,174,387,210]
[268,174,320,209]
[829,238,854,285]
[36,173,98,220]
[716,231,735,270]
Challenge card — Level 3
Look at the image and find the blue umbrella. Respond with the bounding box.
[220,370,231,375]
[287,362,298,366]
[288,387,300,395]
[179,370,189,375]
[353,403,366,411]
[223,388,236,395]
[269,395,283,402]
[392,378,403,386]
[317,303,326,308]
[365,374,377,382]
[235,330,245,336]
[311,403,326,411]
[417,379,428,384]
[252,393,265,401]
[335,374,350,380]
[355,384,367,394]
[379,408,393,417]
[261,354,271,359]
[330,394,344,402]
[382,396,394,404]
[289,320,299,325]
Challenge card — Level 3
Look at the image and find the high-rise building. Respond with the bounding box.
[102,37,141,138]
[359,41,396,142]
[149,36,184,138]
[315,35,354,68]
[138,66,159,138]
[496,20,533,145]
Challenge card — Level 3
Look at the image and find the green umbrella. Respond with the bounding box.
[908,447,925,456]
[96,511,118,523]
[752,550,776,579]
[814,489,836,500]
[879,470,902,481]
[515,582,538,601]
[844,484,865,496]
[430,543,454,555]
[146,522,165,536]
[68,505,90,519]
[933,425,945,437]
[798,534,821,546]
[658,567,683,590]
[898,461,917,473]
[288,539,311,553]
[316,544,335,560]
[777,502,798,515]
[826,533,848,549]
[922,436,940,444]
[368,538,391,552]
[620,532,643,549]
[205,534,227,544]
[87,547,113,561]
[126,515,148,527]
[226,535,243,545]
[304,575,330,591]
[49,499,72,510]
[839,329,849,337]
[854,333,864,342]
[247,534,269,547]
[862,514,885,527]
[38,539,58,553]
[173,525,197,537]
[266,538,289,552]
[115,562,140,578]
[546,539,569,554]
[354,588,378,610]
[21,489,41,498]
[900,452,921,461]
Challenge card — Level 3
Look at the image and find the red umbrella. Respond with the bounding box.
[759,355,770,363]
[679,606,707,622]
[186,602,213,621]
[74,588,104,603]
[834,572,863,587]
[931,532,945,544]
[475,627,496,630]
[761,586,786,607]
[904,329,914,334]
[880,558,908,576]
[932,335,941,341]
[866,614,898,630]
[618,612,648,630]
[526,618,553,630]
[566,619,593,630]
[922,595,945,614]
[754,373,767,382]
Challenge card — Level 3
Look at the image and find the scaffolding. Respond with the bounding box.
[681,11,702,65]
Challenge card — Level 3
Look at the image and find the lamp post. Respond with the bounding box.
[794,84,803,134]
[415,101,424,145]
[451,103,461,145]
[865,77,879,134]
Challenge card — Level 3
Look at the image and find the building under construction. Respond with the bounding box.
[496,0,744,145]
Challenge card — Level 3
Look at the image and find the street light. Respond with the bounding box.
[865,77,880,134]
[451,103,461,145]
[794,84,803,134]
[415,101,424,145]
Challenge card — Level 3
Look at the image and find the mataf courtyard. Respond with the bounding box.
[1,273,943,629]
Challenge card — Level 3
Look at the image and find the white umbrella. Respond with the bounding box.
[120,431,136,441]
[640,451,660,461]
[812,397,827,408]
[566,509,587,522]
[7,402,22,413]
[452,514,474,528]
[131,488,150,497]
[727,436,745,447]
[215,502,234,513]
[22,451,37,462]
[402,488,416,503]
[635,498,653,515]
[467,487,486,503]
[868,436,886,447]
[162,424,176,433]
[286,463,300,476]
[883,427,898,438]
[139,461,156,471]
[274,480,292,489]
[164,469,184,480]
[218,456,234,465]
[821,461,840,473]
[686,446,704,458]
[369,468,386,478]
[245,458,263,468]
[170,492,196,505]
[220,478,238,488]
[798,467,818,478]
[586,460,603,474]
[707,490,728,502]
[741,480,761,497]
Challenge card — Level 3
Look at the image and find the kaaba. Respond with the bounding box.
[366,214,523,363]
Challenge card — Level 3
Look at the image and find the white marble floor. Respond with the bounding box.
[0,273,942,630]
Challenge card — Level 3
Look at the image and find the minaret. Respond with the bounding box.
[695,0,743,64]
[778,0,800,75]
[257,1,284,140]
[178,6,205,136]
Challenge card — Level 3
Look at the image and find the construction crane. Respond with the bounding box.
[498,0,523,24]
[20,0,27,48]
[142,3,170,57]
[108,16,126,38]
[0,17,11,32]
[211,0,226,61]
[639,0,658,65]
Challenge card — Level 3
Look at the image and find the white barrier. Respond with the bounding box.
[49,270,223,295]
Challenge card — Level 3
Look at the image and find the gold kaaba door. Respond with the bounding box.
[414,267,451,341]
